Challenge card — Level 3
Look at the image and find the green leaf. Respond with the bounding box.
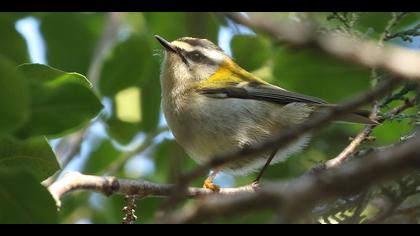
[83,139,121,175]
[140,60,161,133]
[272,47,371,102]
[99,35,153,96]
[0,167,58,223]
[16,64,103,138]
[396,13,420,30]
[105,117,140,145]
[372,109,415,145]
[144,12,220,44]
[231,35,272,71]
[100,34,162,143]
[144,13,189,42]
[185,13,220,43]
[356,13,392,38]
[0,136,60,182]
[0,14,30,64]
[356,12,420,35]
[105,82,161,144]
[18,63,92,87]
[57,191,90,223]
[0,57,29,134]
[151,139,191,183]
[39,13,105,75]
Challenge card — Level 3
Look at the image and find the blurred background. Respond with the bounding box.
[2,12,420,223]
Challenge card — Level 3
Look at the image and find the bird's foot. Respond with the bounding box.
[203,177,220,192]
[251,181,261,190]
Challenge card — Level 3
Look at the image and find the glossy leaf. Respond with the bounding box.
[356,12,420,39]
[100,34,162,143]
[39,13,105,75]
[16,64,103,138]
[99,35,152,96]
[0,57,29,134]
[0,136,60,182]
[185,13,220,43]
[231,35,272,71]
[144,12,220,45]
[105,117,140,145]
[396,13,420,30]
[272,47,371,102]
[144,13,188,41]
[151,139,191,183]
[140,60,161,132]
[0,14,29,64]
[0,167,58,223]
[83,139,121,175]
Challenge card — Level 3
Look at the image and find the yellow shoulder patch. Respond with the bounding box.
[197,59,269,90]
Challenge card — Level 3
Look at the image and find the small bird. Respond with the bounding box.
[155,35,375,191]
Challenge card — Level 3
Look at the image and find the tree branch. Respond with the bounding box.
[160,132,420,223]
[43,13,124,187]
[48,171,259,208]
[225,13,420,80]
[47,13,420,224]
[325,124,377,169]
[326,97,416,169]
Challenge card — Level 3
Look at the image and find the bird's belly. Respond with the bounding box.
[163,95,313,175]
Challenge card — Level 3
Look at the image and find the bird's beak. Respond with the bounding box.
[155,35,177,53]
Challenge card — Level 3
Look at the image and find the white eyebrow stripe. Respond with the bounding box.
[172,41,226,63]
[200,48,225,63]
[171,41,194,51]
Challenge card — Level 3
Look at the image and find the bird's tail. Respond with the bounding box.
[314,105,378,125]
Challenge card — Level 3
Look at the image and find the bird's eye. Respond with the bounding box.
[192,53,201,59]
[188,51,204,62]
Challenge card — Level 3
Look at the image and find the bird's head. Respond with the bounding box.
[156,35,232,82]
[155,35,268,96]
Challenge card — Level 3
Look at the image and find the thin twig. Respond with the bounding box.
[327,12,352,29]
[325,13,414,170]
[160,132,420,223]
[326,125,377,169]
[380,12,409,44]
[326,97,416,169]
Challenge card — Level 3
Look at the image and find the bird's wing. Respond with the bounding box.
[195,59,375,124]
[197,80,327,105]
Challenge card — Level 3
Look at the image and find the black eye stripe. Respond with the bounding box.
[173,46,190,65]
[174,47,216,66]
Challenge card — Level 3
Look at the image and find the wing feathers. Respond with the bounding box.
[199,82,327,105]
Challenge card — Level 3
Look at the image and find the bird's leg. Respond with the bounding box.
[254,149,277,183]
[203,169,220,192]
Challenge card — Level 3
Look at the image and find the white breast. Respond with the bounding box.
[162,92,314,175]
